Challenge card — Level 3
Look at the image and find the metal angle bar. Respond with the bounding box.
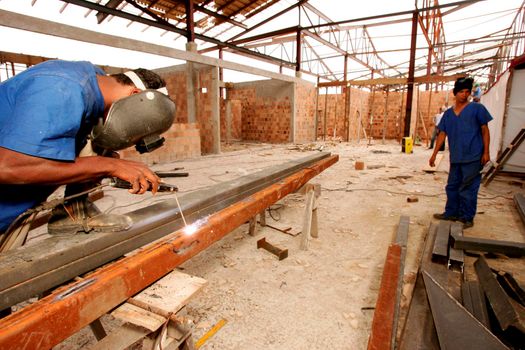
[0,155,339,350]
[397,223,440,350]
[391,216,409,350]
[514,193,525,226]
[462,280,491,328]
[451,235,525,257]
[431,220,450,263]
[423,270,509,350]
[0,153,333,310]
[367,244,402,350]
[448,222,464,272]
[474,255,521,331]
[496,270,525,307]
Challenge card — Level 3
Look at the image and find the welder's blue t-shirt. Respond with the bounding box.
[438,103,493,164]
[0,60,105,231]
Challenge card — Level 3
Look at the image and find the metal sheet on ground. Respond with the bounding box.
[423,271,509,350]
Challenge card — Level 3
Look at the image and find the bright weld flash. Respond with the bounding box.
[183,223,198,236]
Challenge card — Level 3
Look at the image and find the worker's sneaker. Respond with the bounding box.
[459,219,474,229]
[48,198,132,235]
[433,213,458,221]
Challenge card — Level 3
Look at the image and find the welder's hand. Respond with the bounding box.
[108,159,160,195]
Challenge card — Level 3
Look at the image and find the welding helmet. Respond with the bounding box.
[91,90,176,153]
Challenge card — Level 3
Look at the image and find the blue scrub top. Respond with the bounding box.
[0,60,105,231]
[438,103,493,164]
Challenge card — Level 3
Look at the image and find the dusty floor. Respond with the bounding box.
[35,140,524,349]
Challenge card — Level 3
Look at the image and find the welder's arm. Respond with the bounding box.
[0,147,159,194]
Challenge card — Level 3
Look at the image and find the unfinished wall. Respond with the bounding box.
[220,99,242,141]
[119,123,201,165]
[316,87,450,143]
[162,64,219,155]
[294,81,317,143]
[228,80,293,143]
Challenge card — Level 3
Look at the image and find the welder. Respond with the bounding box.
[0,60,176,238]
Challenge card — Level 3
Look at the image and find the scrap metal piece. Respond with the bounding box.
[474,255,525,332]
[461,280,490,328]
[496,270,525,307]
[423,270,510,350]
[431,220,450,264]
[448,222,464,272]
[514,193,525,226]
[452,235,525,257]
[256,238,288,260]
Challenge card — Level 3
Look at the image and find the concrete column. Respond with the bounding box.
[225,99,232,143]
[186,42,198,124]
[210,66,221,154]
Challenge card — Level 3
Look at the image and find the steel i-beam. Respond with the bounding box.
[0,155,338,350]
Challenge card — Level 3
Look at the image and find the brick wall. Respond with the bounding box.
[220,99,242,141]
[119,123,201,165]
[316,87,450,142]
[228,80,293,143]
[294,81,317,142]
[162,70,188,124]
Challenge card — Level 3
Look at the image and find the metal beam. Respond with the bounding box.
[451,234,525,257]
[0,155,338,350]
[60,0,293,67]
[0,153,333,310]
[0,10,300,83]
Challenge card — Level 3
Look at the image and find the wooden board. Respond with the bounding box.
[112,303,166,332]
[133,270,207,314]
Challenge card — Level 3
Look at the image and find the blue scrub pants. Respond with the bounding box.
[444,160,482,221]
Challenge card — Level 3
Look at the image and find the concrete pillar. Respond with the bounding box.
[210,66,221,154]
[225,99,232,143]
[186,42,198,124]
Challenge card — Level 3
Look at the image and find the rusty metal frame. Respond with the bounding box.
[0,155,338,350]
[0,153,332,310]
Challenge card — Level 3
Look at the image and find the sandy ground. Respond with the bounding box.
[29,140,523,349]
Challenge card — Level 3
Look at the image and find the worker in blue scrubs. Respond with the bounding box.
[429,77,492,229]
[0,60,173,236]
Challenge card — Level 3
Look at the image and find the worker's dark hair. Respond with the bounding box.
[453,77,473,96]
[111,68,165,89]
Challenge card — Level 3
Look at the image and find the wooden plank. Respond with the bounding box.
[132,270,207,315]
[89,323,152,350]
[318,73,465,87]
[112,303,166,332]
[300,188,315,251]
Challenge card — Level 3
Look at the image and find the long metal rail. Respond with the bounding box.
[0,153,332,310]
[0,154,338,350]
